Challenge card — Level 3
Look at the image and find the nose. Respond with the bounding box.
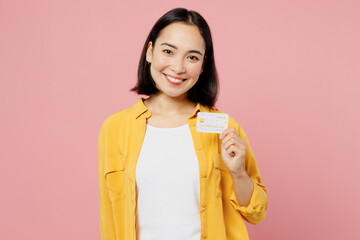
[171,56,186,74]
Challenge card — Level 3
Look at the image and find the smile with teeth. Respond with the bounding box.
[164,74,186,85]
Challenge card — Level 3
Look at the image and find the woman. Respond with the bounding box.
[98,8,267,240]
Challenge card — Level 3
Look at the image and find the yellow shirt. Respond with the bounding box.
[98,98,267,240]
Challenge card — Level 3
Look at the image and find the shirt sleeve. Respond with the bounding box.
[98,120,117,239]
[228,121,268,225]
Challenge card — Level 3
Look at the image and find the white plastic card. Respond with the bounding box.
[196,112,229,133]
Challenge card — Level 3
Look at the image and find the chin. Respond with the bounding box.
[162,90,187,99]
[165,93,184,98]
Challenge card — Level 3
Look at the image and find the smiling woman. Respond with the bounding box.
[132,8,218,108]
[145,22,205,102]
[98,8,267,240]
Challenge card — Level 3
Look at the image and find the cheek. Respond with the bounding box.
[188,64,203,79]
[151,55,168,72]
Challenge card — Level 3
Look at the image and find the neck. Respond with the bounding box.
[144,93,196,115]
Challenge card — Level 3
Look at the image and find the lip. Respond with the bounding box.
[164,74,187,86]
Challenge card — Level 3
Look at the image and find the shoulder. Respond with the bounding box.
[100,102,138,131]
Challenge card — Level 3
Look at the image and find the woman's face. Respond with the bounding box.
[146,22,206,99]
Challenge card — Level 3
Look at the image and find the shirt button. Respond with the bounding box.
[202,233,207,238]
[202,203,207,208]
[197,147,202,150]
[202,173,207,178]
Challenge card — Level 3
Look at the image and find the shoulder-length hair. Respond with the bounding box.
[131,8,218,107]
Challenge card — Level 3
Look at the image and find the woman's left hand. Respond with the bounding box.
[219,127,247,175]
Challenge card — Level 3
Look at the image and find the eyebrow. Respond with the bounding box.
[160,42,203,56]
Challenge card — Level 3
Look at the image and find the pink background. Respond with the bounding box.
[1,0,359,239]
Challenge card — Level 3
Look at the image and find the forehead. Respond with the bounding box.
[155,22,205,51]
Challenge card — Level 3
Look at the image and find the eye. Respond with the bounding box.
[163,49,173,55]
[188,55,199,61]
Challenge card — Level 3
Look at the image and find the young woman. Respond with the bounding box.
[98,8,267,240]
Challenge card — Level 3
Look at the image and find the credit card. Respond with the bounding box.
[196,112,229,133]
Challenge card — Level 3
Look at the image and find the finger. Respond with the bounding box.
[222,131,242,145]
[226,145,243,158]
[223,143,246,155]
[223,130,246,144]
[220,127,236,140]
[222,138,242,151]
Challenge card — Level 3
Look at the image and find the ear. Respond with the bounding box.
[146,41,153,63]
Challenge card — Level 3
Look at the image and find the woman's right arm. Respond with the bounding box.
[98,122,117,239]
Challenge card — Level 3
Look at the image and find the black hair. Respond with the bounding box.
[131,8,218,107]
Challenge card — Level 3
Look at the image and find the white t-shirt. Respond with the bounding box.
[136,124,201,240]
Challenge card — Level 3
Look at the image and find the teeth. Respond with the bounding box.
[167,75,183,83]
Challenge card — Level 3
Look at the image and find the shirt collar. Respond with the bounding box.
[133,98,151,119]
[133,98,210,120]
